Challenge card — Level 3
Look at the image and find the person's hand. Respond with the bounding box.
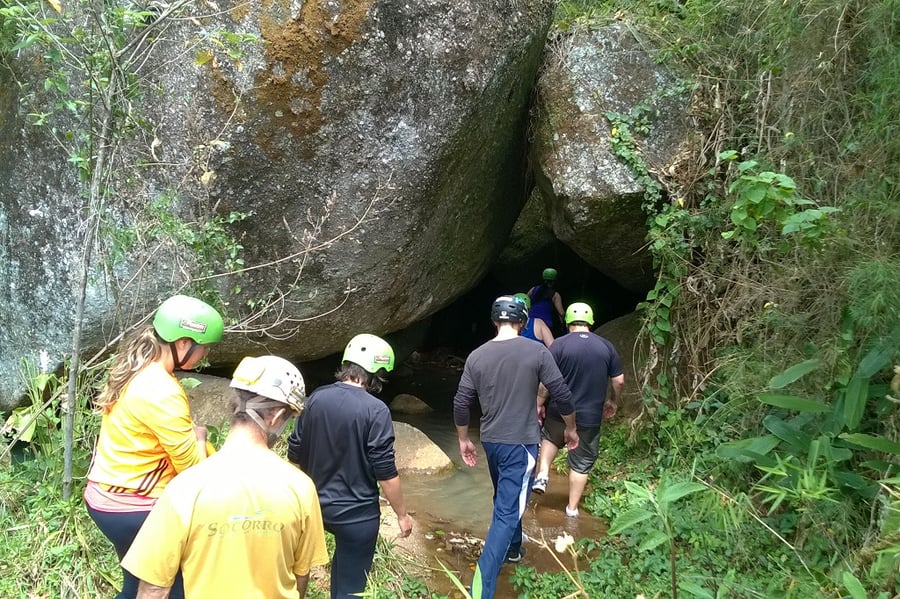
[564,426,579,451]
[193,425,208,442]
[603,401,618,421]
[397,513,413,538]
[459,438,478,467]
[537,404,546,426]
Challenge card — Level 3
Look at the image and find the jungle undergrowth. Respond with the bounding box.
[540,1,900,597]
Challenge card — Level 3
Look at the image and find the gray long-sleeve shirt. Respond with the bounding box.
[453,336,573,445]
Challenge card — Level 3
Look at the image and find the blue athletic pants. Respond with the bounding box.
[471,442,537,599]
[325,515,381,599]
[86,505,185,599]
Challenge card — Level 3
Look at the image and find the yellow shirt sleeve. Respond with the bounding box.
[121,489,186,587]
[293,484,329,575]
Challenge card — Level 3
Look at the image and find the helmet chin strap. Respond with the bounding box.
[239,397,289,447]
[169,341,199,371]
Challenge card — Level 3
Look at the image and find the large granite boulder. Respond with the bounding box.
[392,421,453,475]
[495,187,556,272]
[531,23,690,294]
[184,373,451,476]
[390,393,434,415]
[595,311,645,419]
[0,0,556,409]
[181,374,238,431]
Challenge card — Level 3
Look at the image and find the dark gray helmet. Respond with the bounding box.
[491,295,528,323]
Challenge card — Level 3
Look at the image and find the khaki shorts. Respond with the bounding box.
[540,417,602,474]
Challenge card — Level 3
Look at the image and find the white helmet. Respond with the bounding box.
[230,355,306,412]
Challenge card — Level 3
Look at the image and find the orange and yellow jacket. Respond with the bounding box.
[87,362,204,498]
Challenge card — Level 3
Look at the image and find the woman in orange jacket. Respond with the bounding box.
[84,295,224,599]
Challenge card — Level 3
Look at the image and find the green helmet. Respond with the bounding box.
[542,268,558,281]
[153,295,224,344]
[343,334,395,373]
[565,302,594,325]
[513,292,531,310]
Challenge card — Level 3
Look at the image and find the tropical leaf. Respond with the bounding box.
[637,529,669,552]
[658,481,706,507]
[716,435,781,463]
[842,375,868,430]
[831,469,877,495]
[678,581,715,599]
[763,416,812,452]
[623,480,653,501]
[857,325,900,378]
[435,559,471,598]
[608,508,655,535]
[715,444,777,467]
[179,377,202,390]
[758,393,829,412]
[768,359,821,389]
[839,433,900,455]
[841,571,867,599]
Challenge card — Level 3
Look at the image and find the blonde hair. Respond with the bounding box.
[94,325,167,412]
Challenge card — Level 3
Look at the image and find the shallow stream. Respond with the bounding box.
[387,361,609,596]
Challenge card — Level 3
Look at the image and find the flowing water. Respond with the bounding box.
[388,362,608,597]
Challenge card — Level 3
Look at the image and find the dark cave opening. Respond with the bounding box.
[417,241,645,356]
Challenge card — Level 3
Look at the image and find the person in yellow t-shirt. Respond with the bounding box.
[122,355,329,599]
[84,294,224,599]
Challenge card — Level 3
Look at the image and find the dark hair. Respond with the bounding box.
[335,362,386,394]
[231,389,284,426]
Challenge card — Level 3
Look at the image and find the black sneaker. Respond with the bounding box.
[532,476,548,495]
[505,546,526,563]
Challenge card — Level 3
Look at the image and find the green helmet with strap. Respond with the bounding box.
[342,334,395,373]
[153,295,224,344]
[565,302,594,325]
[542,268,558,281]
[513,292,531,310]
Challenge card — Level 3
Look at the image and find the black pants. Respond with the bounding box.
[86,505,184,599]
[325,516,380,599]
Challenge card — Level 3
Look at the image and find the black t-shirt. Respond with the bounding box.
[287,382,397,524]
[547,332,623,426]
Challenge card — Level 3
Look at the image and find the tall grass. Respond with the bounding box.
[0,451,118,597]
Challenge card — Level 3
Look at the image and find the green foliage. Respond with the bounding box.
[717,322,898,510]
[1,380,116,598]
[0,462,119,598]
[1,357,63,459]
[606,81,704,384]
[0,0,49,56]
[559,2,899,593]
[359,536,446,598]
[195,30,261,68]
[143,192,251,280]
[609,477,707,596]
[509,567,580,598]
[845,258,900,338]
[717,151,840,249]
